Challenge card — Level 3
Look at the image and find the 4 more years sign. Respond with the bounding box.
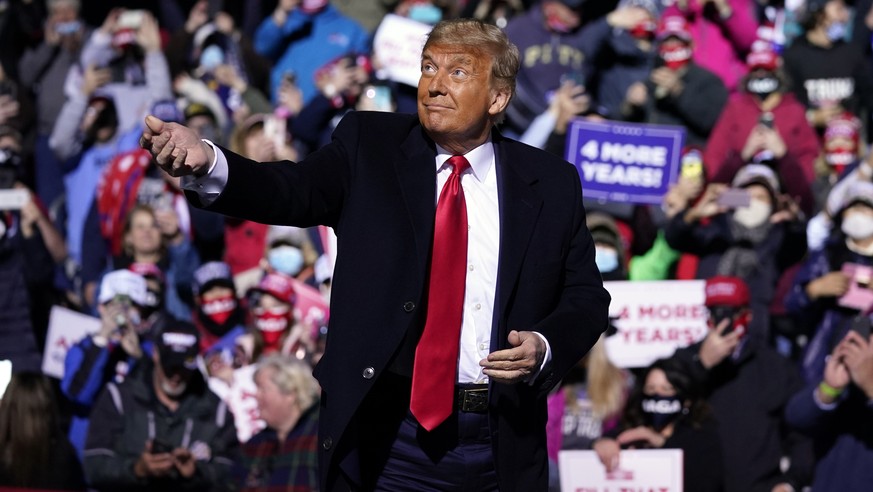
[602,280,708,368]
[565,119,685,205]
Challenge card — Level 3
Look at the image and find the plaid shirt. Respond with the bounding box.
[234,406,319,491]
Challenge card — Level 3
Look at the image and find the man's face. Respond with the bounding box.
[154,351,194,398]
[417,44,509,152]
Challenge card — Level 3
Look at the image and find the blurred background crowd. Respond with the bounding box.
[1,0,873,490]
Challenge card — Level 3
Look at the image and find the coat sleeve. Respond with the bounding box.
[531,170,611,396]
[84,383,149,490]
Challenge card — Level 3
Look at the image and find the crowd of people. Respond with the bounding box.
[0,0,873,490]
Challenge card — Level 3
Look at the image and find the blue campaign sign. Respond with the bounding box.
[565,119,686,205]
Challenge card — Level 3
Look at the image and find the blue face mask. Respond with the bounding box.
[595,247,619,273]
[199,45,225,71]
[827,21,847,42]
[409,4,443,25]
[268,246,304,277]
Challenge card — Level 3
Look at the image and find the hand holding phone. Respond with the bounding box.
[151,438,174,454]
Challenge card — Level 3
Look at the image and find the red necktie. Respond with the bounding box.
[410,155,470,431]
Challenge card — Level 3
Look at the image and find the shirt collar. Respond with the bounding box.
[435,137,494,182]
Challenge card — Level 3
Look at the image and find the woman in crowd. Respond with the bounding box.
[113,203,200,321]
[0,372,86,490]
[786,181,873,383]
[233,354,320,491]
[593,357,724,492]
[546,332,632,491]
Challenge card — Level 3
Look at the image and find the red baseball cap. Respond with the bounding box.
[254,273,297,305]
[656,16,692,43]
[746,46,779,71]
[704,276,750,308]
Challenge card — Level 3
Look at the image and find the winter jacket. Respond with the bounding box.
[83,361,238,491]
[672,339,810,492]
[785,383,873,492]
[704,92,820,214]
[253,5,370,105]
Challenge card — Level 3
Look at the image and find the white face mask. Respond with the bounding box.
[841,213,873,240]
[733,199,772,228]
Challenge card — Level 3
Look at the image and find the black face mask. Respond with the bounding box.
[746,75,780,99]
[641,394,683,431]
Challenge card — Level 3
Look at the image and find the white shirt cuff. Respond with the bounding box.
[179,139,228,206]
[529,331,552,384]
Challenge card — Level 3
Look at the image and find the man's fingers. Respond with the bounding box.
[156,140,176,167]
[145,114,166,133]
[172,147,188,171]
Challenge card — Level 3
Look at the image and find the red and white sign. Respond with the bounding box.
[42,306,101,379]
[372,14,431,87]
[559,449,684,492]
[603,280,707,368]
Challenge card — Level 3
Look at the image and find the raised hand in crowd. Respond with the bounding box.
[836,330,873,399]
[214,11,236,35]
[17,184,67,262]
[683,183,728,224]
[552,79,590,134]
[214,64,249,94]
[663,176,703,219]
[625,81,648,109]
[96,300,143,358]
[137,12,163,54]
[316,57,367,100]
[184,0,210,34]
[698,318,742,369]
[80,63,111,97]
[741,124,786,162]
[804,271,850,300]
[605,6,651,30]
[770,194,803,224]
[816,340,851,405]
[141,115,214,177]
[98,8,124,36]
[272,0,301,26]
[651,67,684,99]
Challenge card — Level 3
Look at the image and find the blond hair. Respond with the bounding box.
[566,336,626,419]
[255,355,320,412]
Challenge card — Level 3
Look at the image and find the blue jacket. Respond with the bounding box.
[253,5,370,105]
[785,383,873,492]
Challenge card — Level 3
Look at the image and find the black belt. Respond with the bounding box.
[455,384,489,413]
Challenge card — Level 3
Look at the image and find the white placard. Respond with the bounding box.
[559,449,684,492]
[42,306,101,379]
[603,280,708,368]
[372,14,431,87]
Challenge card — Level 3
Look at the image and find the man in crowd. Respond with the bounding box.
[83,320,237,491]
[141,17,609,492]
[671,276,811,492]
